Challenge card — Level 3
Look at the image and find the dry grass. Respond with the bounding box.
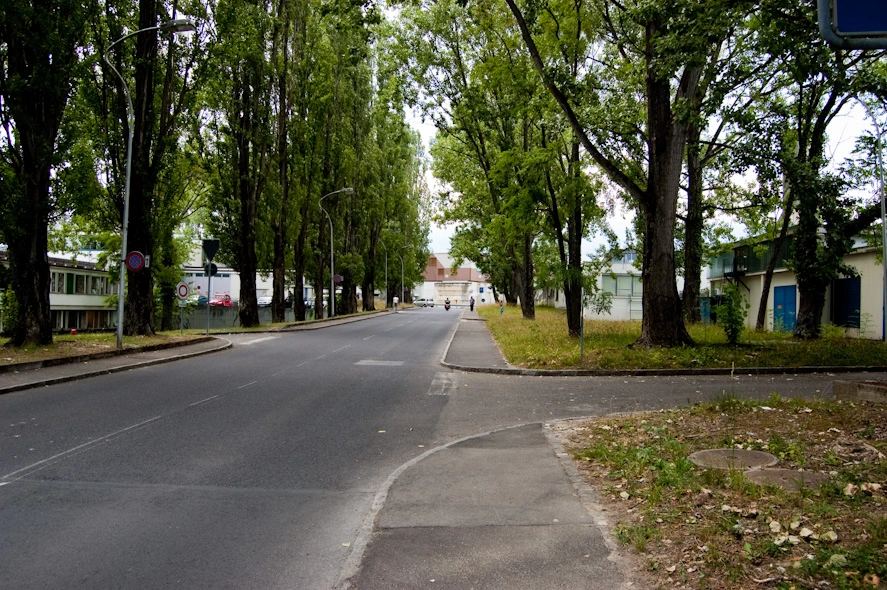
[556,395,887,589]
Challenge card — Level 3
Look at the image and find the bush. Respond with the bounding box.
[715,282,749,345]
[0,287,20,337]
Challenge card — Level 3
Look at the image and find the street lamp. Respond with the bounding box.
[397,253,404,312]
[105,18,196,349]
[379,242,388,309]
[398,245,412,310]
[319,187,354,318]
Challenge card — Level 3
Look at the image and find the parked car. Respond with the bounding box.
[257,296,272,307]
[414,297,435,307]
[209,293,233,307]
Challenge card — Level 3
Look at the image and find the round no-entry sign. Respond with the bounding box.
[176,282,190,300]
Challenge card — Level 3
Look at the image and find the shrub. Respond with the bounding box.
[715,282,749,345]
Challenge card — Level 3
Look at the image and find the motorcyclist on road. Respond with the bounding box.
[444,297,451,310]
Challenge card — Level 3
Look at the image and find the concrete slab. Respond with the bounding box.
[743,468,829,492]
[689,449,778,470]
[349,525,619,590]
[380,425,593,529]
[443,318,510,370]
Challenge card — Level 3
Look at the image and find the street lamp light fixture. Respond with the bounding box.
[319,187,354,318]
[105,18,196,349]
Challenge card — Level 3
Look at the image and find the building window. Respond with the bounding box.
[75,274,86,294]
[51,272,65,293]
[602,274,642,297]
[615,250,637,264]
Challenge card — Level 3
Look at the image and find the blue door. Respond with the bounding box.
[774,285,797,332]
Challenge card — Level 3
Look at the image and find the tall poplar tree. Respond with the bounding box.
[0,0,94,346]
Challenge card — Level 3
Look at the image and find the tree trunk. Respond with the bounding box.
[6,224,52,346]
[682,125,704,324]
[235,67,260,328]
[269,0,290,324]
[634,26,695,347]
[124,0,161,337]
[756,187,793,331]
[293,199,310,321]
[795,283,826,339]
[519,232,536,320]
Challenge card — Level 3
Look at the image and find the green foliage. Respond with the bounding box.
[715,282,749,345]
[0,287,20,337]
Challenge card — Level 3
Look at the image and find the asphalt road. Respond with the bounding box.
[0,309,460,590]
[2,309,885,589]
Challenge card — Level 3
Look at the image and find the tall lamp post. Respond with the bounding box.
[105,18,196,349]
[319,187,354,318]
[379,242,388,309]
[398,245,412,308]
[397,253,404,311]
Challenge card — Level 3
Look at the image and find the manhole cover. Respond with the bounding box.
[689,449,778,470]
[743,469,829,493]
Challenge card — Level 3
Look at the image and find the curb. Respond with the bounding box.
[440,361,887,377]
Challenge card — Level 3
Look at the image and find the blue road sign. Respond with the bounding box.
[834,0,887,36]
[125,251,145,271]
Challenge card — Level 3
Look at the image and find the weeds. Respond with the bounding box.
[559,395,887,589]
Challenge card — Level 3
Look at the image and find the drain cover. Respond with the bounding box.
[743,469,829,492]
[689,449,778,470]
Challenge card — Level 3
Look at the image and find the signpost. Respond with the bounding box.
[175,282,189,334]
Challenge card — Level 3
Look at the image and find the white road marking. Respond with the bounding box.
[427,372,457,395]
[241,336,279,345]
[355,360,405,366]
[363,335,375,341]
[189,395,219,407]
[332,345,352,353]
[2,415,162,481]
[238,381,258,389]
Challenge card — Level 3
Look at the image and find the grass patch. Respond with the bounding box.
[0,331,208,365]
[557,395,887,589]
[479,305,887,370]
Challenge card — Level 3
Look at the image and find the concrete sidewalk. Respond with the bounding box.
[342,424,628,589]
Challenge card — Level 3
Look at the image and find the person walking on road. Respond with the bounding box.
[470,296,475,311]
[393,295,399,312]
